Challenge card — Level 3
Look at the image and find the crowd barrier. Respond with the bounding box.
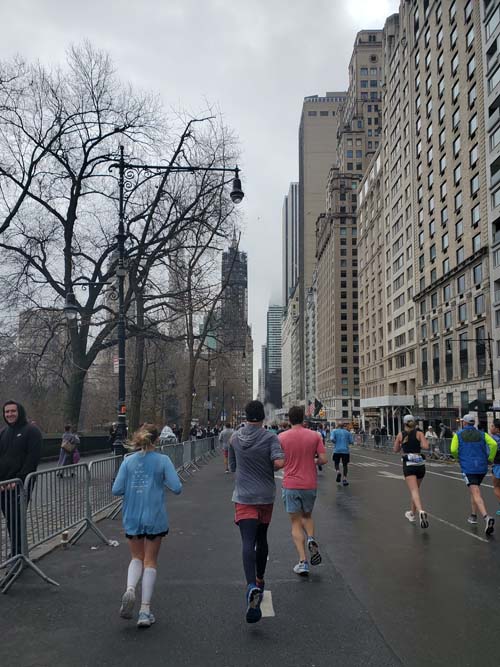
[352,434,454,459]
[0,437,217,593]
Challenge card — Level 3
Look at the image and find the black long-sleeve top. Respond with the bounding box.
[0,417,42,483]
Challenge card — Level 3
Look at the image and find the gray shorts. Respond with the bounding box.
[282,488,317,513]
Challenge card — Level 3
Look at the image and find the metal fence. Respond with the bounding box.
[0,437,218,593]
[353,434,454,459]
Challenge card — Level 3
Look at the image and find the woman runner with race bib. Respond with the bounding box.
[394,415,430,529]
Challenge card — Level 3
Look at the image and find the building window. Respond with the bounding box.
[474,294,485,316]
[473,263,483,285]
[458,303,467,322]
[469,114,478,137]
[456,246,465,263]
[472,234,481,253]
[470,174,479,196]
[457,274,466,294]
[471,204,480,226]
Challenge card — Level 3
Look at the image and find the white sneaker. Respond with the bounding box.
[404,511,416,523]
[293,561,310,576]
[120,589,135,619]
[137,611,156,627]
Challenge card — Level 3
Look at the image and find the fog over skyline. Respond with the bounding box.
[0,0,399,394]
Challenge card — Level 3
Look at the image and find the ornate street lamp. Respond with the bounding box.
[107,146,244,450]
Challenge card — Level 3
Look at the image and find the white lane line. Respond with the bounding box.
[260,590,275,617]
[426,513,490,543]
[378,470,404,480]
[354,452,494,489]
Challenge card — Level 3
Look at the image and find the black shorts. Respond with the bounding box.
[462,473,485,487]
[125,531,168,540]
[333,453,350,466]
[402,462,426,479]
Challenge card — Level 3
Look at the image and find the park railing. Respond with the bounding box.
[0,436,218,593]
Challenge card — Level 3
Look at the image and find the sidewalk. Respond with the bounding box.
[1,454,399,667]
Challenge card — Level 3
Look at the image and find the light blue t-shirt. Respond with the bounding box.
[330,428,354,454]
[112,450,182,536]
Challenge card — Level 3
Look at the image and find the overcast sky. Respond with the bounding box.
[1,0,399,394]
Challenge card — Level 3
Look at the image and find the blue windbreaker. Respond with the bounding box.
[450,426,497,475]
[330,428,354,454]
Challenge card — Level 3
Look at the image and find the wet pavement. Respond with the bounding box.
[1,447,498,666]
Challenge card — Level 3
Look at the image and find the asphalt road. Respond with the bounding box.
[1,446,498,667]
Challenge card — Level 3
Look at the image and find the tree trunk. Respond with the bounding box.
[181,357,196,441]
[64,367,87,428]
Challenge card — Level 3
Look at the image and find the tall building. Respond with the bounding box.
[265,304,283,407]
[298,92,346,402]
[283,182,300,306]
[316,30,383,422]
[358,0,493,431]
[217,236,253,414]
[482,1,500,396]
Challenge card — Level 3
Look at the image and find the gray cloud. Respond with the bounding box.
[0,0,398,393]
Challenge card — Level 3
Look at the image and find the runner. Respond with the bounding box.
[279,406,327,576]
[393,415,429,529]
[450,414,497,535]
[330,422,353,486]
[228,400,284,624]
[219,422,234,473]
[112,423,182,627]
[490,418,500,516]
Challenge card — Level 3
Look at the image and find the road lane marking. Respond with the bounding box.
[378,470,404,480]
[354,452,494,489]
[260,590,275,617]
[426,513,490,543]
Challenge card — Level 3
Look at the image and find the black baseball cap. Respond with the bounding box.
[245,400,265,422]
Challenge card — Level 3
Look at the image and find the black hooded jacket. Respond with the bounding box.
[0,401,42,482]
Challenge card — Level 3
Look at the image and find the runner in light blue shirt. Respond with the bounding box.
[330,424,354,486]
[112,423,182,628]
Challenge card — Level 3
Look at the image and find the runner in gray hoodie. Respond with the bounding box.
[229,400,284,624]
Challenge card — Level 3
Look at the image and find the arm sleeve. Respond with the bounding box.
[163,456,182,494]
[450,434,459,459]
[18,426,43,481]
[228,439,236,472]
[112,459,128,496]
[485,434,498,463]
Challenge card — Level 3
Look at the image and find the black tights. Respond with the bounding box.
[238,519,269,585]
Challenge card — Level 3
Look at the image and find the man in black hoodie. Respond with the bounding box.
[0,401,42,555]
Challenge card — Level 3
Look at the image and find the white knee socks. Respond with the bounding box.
[126,558,143,591]
[140,567,157,611]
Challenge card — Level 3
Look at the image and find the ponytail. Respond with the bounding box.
[127,423,159,452]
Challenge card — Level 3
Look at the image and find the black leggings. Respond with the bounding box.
[238,519,269,585]
[333,452,350,476]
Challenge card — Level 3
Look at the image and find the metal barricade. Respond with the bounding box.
[24,464,109,550]
[88,455,123,518]
[0,478,58,594]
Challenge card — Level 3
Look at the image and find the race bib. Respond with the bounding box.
[406,453,424,466]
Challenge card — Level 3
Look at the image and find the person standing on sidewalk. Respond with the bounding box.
[279,406,327,577]
[229,400,284,624]
[450,414,497,535]
[0,401,42,557]
[219,422,234,473]
[489,419,500,516]
[330,422,354,486]
[112,423,182,628]
[394,415,430,529]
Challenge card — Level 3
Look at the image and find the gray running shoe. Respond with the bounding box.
[120,589,135,619]
[137,611,156,627]
[467,514,478,525]
[293,561,310,576]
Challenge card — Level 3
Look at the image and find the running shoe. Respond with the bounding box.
[419,511,429,529]
[342,479,349,486]
[224,469,230,474]
[256,578,265,592]
[496,508,500,516]
[404,511,416,523]
[245,584,262,623]
[467,514,478,525]
[137,611,156,628]
[336,472,341,483]
[120,589,135,619]
[293,561,310,576]
[485,515,495,536]
[307,537,322,566]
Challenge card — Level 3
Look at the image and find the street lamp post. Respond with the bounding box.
[107,146,243,449]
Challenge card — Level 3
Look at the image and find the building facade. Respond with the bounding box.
[265,304,284,407]
[315,30,383,422]
[298,92,346,402]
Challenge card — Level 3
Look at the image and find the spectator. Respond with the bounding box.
[57,424,80,477]
[0,401,42,556]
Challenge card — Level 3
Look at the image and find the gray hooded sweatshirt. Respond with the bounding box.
[229,425,284,504]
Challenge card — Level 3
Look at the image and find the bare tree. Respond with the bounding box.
[0,43,240,428]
